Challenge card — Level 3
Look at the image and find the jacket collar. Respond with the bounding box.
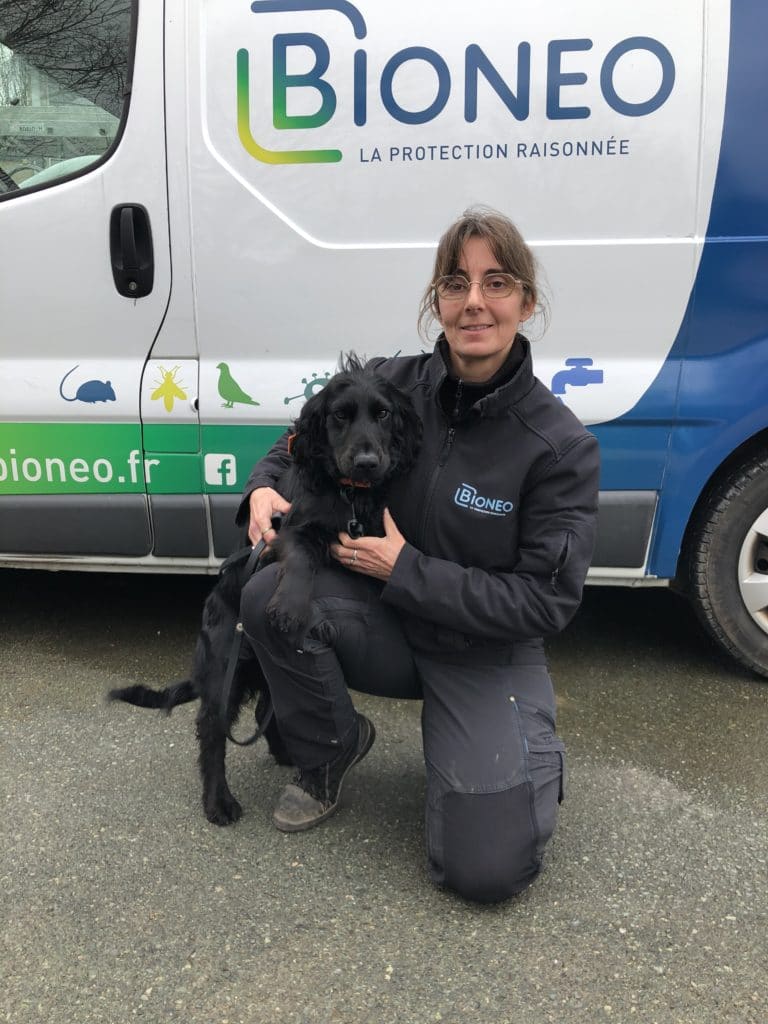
[428,333,535,418]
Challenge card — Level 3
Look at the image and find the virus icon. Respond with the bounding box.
[283,372,331,404]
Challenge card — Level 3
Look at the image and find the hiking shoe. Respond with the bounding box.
[272,714,376,833]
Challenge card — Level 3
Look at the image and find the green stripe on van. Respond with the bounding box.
[143,423,200,453]
[0,422,288,495]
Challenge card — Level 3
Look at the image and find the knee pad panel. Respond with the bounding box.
[439,787,541,903]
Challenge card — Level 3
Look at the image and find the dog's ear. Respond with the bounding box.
[386,384,422,474]
[290,386,336,488]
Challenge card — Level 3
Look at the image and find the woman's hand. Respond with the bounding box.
[248,486,291,546]
[330,508,406,581]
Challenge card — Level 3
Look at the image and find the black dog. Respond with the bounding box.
[108,546,292,826]
[266,353,422,639]
[109,355,421,826]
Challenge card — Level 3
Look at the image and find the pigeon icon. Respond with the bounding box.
[216,362,260,409]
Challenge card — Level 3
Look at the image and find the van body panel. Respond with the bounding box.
[189,0,727,431]
[0,495,152,556]
[598,1,768,579]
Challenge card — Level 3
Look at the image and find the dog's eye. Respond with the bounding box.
[332,410,348,422]
[377,409,391,421]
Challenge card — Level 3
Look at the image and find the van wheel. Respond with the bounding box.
[686,452,768,678]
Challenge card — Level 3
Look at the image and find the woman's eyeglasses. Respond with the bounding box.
[434,273,521,300]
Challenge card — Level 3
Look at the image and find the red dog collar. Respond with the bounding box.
[338,477,372,489]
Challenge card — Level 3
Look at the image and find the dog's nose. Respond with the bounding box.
[353,451,380,471]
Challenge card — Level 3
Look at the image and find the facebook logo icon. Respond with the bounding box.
[204,453,237,487]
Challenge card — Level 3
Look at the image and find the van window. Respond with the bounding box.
[0,0,134,196]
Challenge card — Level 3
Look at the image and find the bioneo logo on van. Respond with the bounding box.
[206,0,707,252]
[203,0,728,424]
[235,0,675,166]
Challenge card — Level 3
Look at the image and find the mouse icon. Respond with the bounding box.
[59,365,117,404]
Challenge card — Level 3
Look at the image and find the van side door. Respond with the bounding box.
[0,1,171,562]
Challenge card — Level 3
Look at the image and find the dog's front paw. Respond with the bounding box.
[204,789,242,826]
[266,593,310,638]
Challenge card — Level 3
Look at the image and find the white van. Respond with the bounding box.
[2,1,767,678]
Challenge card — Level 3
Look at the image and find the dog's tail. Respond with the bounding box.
[107,680,197,714]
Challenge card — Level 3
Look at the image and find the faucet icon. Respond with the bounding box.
[550,358,604,397]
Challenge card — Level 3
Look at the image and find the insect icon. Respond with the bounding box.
[151,366,189,412]
[283,372,331,404]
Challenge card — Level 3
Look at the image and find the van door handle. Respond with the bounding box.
[110,204,154,297]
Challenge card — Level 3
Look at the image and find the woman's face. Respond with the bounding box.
[437,236,533,383]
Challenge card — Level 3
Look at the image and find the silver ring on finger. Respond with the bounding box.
[352,549,358,564]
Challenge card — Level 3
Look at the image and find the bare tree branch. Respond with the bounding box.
[0,0,133,115]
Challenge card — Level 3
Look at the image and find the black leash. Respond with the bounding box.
[339,484,366,539]
[218,541,275,748]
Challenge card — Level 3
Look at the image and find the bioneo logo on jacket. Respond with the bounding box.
[454,483,514,517]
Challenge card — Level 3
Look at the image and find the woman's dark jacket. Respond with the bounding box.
[238,336,601,656]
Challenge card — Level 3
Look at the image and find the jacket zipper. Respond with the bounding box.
[451,379,464,421]
[417,424,456,549]
[417,378,462,548]
[551,531,571,588]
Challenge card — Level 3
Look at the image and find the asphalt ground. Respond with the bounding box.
[1,568,767,1024]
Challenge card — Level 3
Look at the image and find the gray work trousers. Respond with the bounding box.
[241,563,566,904]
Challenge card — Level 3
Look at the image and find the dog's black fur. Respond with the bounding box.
[266,353,422,638]
[108,354,421,826]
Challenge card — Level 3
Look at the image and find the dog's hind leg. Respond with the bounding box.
[196,700,242,825]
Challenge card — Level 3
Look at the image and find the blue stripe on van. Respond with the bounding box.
[592,0,768,578]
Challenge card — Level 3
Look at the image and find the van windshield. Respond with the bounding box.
[0,0,133,193]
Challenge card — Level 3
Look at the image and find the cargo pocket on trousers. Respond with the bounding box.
[516,699,566,858]
[525,742,566,859]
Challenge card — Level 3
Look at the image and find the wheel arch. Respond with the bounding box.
[673,427,768,678]
[675,425,768,589]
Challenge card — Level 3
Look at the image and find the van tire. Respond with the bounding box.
[686,452,768,678]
